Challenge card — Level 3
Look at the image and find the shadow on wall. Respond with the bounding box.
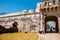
[0,22,18,34]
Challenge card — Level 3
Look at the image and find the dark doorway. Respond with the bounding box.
[45,16,59,33]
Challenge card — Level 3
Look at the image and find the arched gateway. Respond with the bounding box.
[45,16,59,33]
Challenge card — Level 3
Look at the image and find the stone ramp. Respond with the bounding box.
[38,33,60,40]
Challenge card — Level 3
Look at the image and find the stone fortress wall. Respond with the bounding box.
[0,12,41,32]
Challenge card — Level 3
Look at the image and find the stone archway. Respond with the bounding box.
[45,16,59,33]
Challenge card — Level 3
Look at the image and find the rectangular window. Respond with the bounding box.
[53,1,55,5]
[44,2,47,6]
[55,7,58,12]
[51,8,54,12]
[47,8,50,12]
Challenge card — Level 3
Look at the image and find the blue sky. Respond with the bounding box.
[47,21,56,27]
[0,0,44,13]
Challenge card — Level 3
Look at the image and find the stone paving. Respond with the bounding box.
[38,33,60,40]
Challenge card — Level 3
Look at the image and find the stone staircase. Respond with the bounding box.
[38,33,60,40]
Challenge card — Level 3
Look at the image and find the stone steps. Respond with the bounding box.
[38,33,60,40]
